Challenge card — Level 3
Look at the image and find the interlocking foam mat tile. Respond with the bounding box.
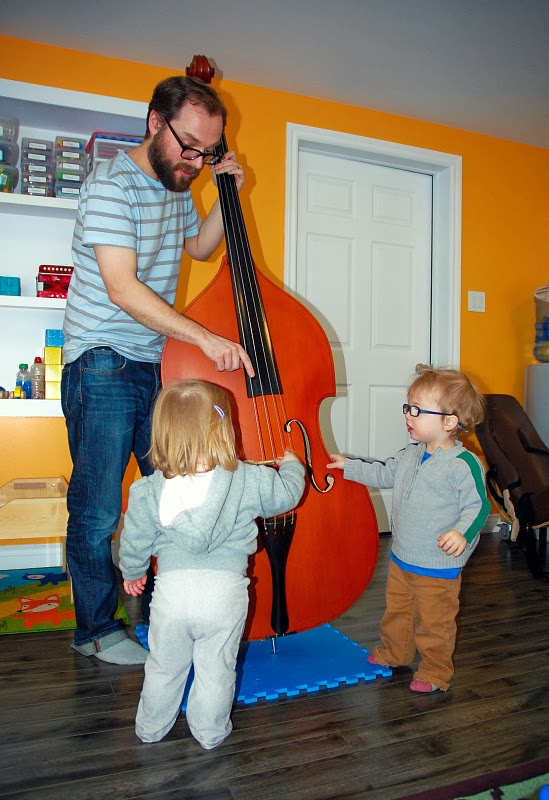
[135,622,391,705]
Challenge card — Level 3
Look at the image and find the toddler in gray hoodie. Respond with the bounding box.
[120,379,305,748]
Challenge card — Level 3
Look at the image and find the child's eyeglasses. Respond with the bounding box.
[403,404,448,418]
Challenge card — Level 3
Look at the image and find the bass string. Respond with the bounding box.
[253,393,294,460]
[216,138,295,461]
[217,140,278,392]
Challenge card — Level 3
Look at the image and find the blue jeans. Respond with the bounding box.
[61,347,160,647]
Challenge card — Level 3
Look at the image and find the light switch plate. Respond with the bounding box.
[468,290,486,312]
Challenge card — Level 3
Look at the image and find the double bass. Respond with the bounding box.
[162,56,379,641]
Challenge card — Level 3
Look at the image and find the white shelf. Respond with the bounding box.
[0,78,147,137]
[0,400,62,417]
[0,296,66,310]
[0,299,64,415]
[0,78,146,418]
[0,193,77,218]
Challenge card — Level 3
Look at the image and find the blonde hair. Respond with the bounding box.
[150,380,238,478]
[409,368,485,434]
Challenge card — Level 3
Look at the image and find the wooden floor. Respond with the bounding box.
[1,530,548,800]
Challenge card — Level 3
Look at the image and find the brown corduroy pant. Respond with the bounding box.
[372,559,462,691]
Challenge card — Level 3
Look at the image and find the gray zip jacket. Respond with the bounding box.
[119,460,305,581]
[344,442,490,571]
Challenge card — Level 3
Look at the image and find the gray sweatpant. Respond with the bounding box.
[135,569,249,749]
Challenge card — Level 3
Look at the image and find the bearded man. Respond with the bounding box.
[62,76,253,664]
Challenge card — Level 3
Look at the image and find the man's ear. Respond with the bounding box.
[149,110,164,136]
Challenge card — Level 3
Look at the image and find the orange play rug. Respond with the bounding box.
[0,567,128,634]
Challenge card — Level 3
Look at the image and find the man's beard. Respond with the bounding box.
[148,133,200,192]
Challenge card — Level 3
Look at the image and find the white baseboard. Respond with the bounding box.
[482,514,502,534]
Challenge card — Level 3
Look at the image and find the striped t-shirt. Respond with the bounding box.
[63,150,201,363]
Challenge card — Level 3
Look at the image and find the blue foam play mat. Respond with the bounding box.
[135,622,391,705]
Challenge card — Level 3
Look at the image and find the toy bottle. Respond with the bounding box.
[534,282,549,363]
[30,356,45,399]
[15,363,32,399]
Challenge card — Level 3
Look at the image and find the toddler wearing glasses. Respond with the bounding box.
[327,368,490,693]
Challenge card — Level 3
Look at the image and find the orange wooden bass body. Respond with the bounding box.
[162,257,379,641]
[162,54,379,640]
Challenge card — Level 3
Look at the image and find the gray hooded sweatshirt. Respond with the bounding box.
[344,442,490,571]
[119,460,305,581]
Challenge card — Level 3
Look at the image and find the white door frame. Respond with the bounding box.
[284,123,462,368]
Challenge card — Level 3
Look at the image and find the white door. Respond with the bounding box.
[295,151,433,529]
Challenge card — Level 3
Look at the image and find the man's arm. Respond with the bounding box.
[95,243,254,376]
[184,149,245,262]
[183,196,224,261]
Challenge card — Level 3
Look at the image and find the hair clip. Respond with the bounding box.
[213,404,225,419]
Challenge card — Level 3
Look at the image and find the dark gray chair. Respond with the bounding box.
[476,394,549,580]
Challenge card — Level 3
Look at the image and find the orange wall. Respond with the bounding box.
[1,35,548,489]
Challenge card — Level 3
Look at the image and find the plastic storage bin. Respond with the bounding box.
[22,161,51,175]
[94,137,141,161]
[86,131,143,169]
[55,156,86,175]
[0,164,19,192]
[54,149,86,164]
[55,164,85,181]
[22,173,54,193]
[55,136,86,152]
[22,137,54,154]
[21,149,54,165]
[22,183,53,197]
[0,116,19,141]
[0,139,20,166]
[54,182,81,199]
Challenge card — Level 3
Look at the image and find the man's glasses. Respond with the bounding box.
[402,404,448,418]
[162,115,222,165]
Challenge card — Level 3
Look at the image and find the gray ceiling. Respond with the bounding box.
[3,0,548,148]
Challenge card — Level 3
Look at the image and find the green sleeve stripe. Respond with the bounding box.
[457,451,492,542]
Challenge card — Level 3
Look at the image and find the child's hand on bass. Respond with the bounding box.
[275,450,303,466]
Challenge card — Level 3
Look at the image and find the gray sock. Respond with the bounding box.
[95,639,148,665]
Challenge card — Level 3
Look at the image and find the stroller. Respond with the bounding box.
[475,394,549,580]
